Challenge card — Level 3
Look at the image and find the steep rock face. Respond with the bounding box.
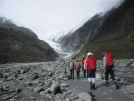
[82,0,134,58]
[0,18,58,63]
[59,14,103,51]
[91,0,134,41]
[60,0,134,58]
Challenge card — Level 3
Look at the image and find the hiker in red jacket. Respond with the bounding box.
[84,52,97,90]
[103,51,115,84]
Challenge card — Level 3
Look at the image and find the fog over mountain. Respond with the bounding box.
[0,0,124,41]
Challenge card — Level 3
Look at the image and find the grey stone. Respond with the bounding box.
[60,83,69,88]
[50,81,62,95]
[65,98,70,101]
[31,73,39,80]
[64,90,72,96]
[16,88,22,93]
[44,88,52,94]
[3,73,9,79]
[25,82,34,86]
[0,73,4,78]
[67,94,79,101]
[31,79,40,84]
[23,67,31,74]
[6,76,14,81]
[48,71,53,77]
[60,83,69,91]
[1,85,10,92]
[18,76,24,81]
[38,81,45,86]
[39,91,46,95]
[33,86,45,93]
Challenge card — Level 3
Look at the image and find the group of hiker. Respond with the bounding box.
[69,51,115,90]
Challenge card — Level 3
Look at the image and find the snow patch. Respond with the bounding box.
[46,39,73,58]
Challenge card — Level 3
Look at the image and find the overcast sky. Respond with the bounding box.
[0,0,123,41]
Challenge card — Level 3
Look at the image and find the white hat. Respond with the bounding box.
[87,52,93,56]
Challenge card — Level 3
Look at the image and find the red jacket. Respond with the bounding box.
[105,51,113,66]
[85,56,96,71]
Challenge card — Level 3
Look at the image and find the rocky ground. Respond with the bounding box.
[0,59,70,101]
[0,59,134,101]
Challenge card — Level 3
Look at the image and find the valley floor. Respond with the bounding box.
[0,59,134,101]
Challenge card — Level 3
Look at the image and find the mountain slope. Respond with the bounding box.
[59,14,104,51]
[60,0,134,58]
[0,18,58,63]
[81,0,134,58]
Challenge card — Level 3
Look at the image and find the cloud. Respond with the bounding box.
[0,0,124,41]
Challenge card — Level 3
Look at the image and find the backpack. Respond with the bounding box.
[86,56,96,71]
[106,51,113,66]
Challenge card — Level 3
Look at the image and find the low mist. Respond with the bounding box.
[0,0,124,41]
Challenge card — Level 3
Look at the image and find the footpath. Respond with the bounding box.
[65,77,134,101]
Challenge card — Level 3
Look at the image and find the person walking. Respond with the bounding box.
[103,51,115,85]
[82,56,86,78]
[75,60,81,79]
[70,60,75,79]
[84,52,97,90]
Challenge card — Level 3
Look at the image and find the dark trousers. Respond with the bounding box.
[83,70,86,78]
[105,65,115,81]
[70,69,74,79]
[76,71,80,79]
[87,70,96,90]
[87,70,96,78]
[82,65,86,78]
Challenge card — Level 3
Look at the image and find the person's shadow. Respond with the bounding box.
[96,79,121,90]
[88,91,96,101]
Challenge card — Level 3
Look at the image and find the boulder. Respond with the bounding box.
[48,71,53,77]
[33,86,45,93]
[0,85,10,92]
[50,81,62,95]
[60,83,69,91]
[23,67,31,74]
[0,73,3,78]
[31,73,39,80]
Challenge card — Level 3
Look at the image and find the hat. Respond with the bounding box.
[87,52,93,56]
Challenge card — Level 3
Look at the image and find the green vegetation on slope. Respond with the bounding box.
[78,0,134,59]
